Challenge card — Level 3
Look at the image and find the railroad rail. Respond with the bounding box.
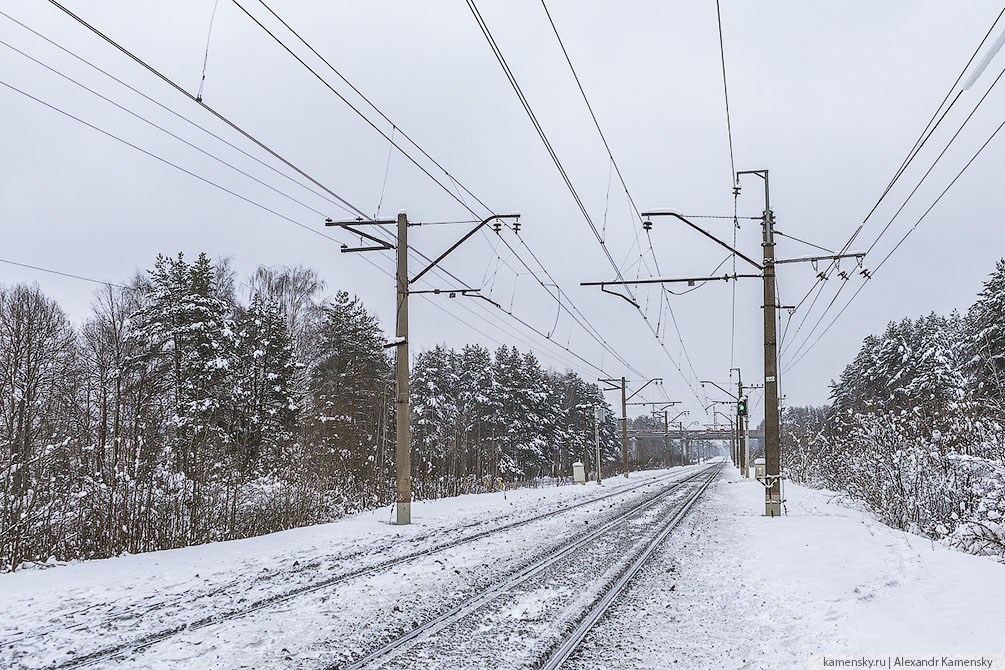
[541,465,720,668]
[338,462,723,670]
[42,465,712,670]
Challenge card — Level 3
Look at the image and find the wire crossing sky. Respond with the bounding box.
[3,0,1005,423]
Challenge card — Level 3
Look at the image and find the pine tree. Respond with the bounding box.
[128,253,236,542]
[411,345,458,482]
[232,292,298,474]
[965,258,1005,405]
[307,291,390,504]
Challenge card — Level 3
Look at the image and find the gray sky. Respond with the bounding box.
[3,1,1005,425]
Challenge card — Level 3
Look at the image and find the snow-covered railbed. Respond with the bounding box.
[564,468,1005,669]
[351,465,720,670]
[1,464,708,670]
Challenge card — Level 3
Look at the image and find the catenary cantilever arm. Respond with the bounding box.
[641,211,763,271]
[410,213,520,285]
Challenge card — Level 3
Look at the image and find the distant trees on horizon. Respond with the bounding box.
[0,253,620,571]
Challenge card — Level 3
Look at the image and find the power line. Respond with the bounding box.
[714,0,737,185]
[38,0,698,395]
[225,0,646,378]
[0,78,354,246]
[0,37,342,222]
[227,0,483,220]
[46,0,370,220]
[0,257,127,289]
[468,0,705,405]
[250,0,497,217]
[538,0,662,277]
[0,8,356,218]
[778,7,1005,362]
[784,111,1005,374]
[39,0,633,380]
[782,51,1005,365]
[0,60,593,377]
[240,0,670,382]
[465,0,632,294]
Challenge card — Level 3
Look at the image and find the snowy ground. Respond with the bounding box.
[5,463,1004,670]
[567,466,1005,669]
[0,464,706,670]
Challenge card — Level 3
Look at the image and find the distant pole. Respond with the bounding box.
[731,415,737,466]
[594,406,603,485]
[620,376,629,477]
[663,409,670,469]
[395,212,411,525]
[737,368,748,478]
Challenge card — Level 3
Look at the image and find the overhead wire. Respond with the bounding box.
[539,0,662,280]
[38,0,631,380]
[0,78,356,246]
[470,0,704,404]
[777,7,1005,365]
[783,110,1005,374]
[0,257,127,289]
[0,38,344,223]
[714,0,736,186]
[465,0,631,293]
[231,0,645,378]
[0,62,603,383]
[782,49,1005,366]
[195,0,223,102]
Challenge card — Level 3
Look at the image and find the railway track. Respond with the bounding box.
[35,465,711,670]
[9,466,688,653]
[539,465,720,669]
[336,462,722,670]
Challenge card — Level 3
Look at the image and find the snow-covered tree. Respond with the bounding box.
[232,292,298,473]
[306,291,391,505]
[965,258,1005,406]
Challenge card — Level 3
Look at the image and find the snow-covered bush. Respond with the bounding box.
[781,259,1005,561]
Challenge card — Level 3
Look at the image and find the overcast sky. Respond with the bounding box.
[3,1,1005,425]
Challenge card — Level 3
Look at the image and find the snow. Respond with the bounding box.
[0,466,703,669]
[963,24,1005,91]
[4,464,1003,669]
[567,467,1005,669]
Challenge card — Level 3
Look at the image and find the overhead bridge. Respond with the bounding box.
[630,429,765,441]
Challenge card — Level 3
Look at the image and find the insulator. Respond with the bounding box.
[643,220,652,231]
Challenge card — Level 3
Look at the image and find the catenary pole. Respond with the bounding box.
[395,212,412,525]
[327,211,520,525]
[594,406,603,485]
[620,377,628,476]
